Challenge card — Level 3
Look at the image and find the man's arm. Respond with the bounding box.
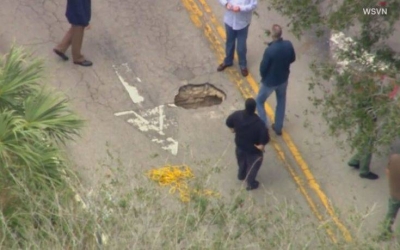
[226,112,236,133]
[290,42,296,64]
[235,0,257,12]
[259,126,270,145]
[259,48,271,80]
[254,123,270,151]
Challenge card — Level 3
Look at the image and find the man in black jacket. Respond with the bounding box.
[226,98,270,190]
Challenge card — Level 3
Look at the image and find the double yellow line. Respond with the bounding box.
[182,0,352,243]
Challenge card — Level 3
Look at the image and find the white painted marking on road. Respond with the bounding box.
[113,66,144,104]
[114,105,178,155]
[151,138,178,155]
[163,137,178,155]
[127,111,159,133]
[159,105,164,135]
[115,106,173,135]
[114,110,135,117]
[113,64,178,155]
[168,104,177,108]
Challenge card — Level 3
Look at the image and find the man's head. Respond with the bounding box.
[271,24,282,40]
[245,98,256,114]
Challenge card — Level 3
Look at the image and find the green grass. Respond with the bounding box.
[1,45,399,249]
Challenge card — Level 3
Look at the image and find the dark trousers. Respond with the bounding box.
[235,147,263,187]
[224,24,249,69]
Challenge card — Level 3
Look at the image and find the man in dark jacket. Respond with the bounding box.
[53,0,93,67]
[226,98,270,190]
[256,24,295,135]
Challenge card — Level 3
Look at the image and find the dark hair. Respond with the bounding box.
[245,98,256,114]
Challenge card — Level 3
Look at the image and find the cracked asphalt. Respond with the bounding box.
[2,0,400,241]
[1,0,306,205]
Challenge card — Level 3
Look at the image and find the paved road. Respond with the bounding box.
[1,0,399,244]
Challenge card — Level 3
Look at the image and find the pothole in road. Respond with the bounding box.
[174,83,226,109]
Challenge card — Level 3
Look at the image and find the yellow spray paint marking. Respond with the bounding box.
[147,165,220,203]
[182,0,352,243]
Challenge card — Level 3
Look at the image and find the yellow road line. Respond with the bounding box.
[271,138,337,242]
[182,0,338,243]
[182,0,352,243]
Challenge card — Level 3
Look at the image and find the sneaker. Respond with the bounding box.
[359,172,379,180]
[246,181,259,191]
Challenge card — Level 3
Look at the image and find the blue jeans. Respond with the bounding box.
[223,24,249,69]
[256,82,288,132]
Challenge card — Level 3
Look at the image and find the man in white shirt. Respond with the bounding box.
[217,0,258,77]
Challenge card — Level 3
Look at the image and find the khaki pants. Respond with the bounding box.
[55,25,85,62]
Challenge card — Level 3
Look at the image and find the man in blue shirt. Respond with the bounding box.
[53,0,93,67]
[226,98,270,190]
[217,0,258,77]
[256,24,296,135]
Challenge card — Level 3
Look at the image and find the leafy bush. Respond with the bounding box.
[268,0,400,154]
[0,46,97,249]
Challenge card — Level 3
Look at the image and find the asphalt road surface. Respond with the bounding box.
[1,0,400,244]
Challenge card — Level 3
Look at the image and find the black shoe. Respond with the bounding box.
[348,163,360,169]
[272,123,282,136]
[74,60,93,67]
[246,181,259,191]
[360,172,379,180]
[53,49,69,61]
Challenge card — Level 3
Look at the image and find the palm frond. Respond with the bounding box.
[0,46,43,112]
[23,90,84,143]
[0,111,42,167]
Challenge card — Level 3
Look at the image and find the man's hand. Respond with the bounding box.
[254,144,265,152]
[232,5,240,12]
[226,3,233,10]
[230,128,235,133]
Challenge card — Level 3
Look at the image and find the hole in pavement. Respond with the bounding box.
[174,83,226,109]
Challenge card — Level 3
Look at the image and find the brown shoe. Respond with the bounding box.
[217,63,232,72]
[241,68,249,77]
